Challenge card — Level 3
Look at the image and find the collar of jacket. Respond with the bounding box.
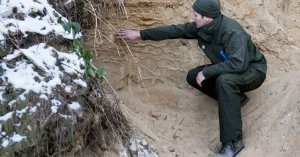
[197,14,223,42]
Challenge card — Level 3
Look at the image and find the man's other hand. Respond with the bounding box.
[196,71,206,87]
[117,29,141,43]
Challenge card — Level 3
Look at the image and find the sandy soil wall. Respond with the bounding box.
[85,0,300,89]
[83,1,300,156]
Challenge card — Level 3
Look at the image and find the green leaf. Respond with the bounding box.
[96,68,104,80]
[72,73,78,79]
[73,38,83,52]
[81,50,92,61]
[74,44,80,52]
[88,67,96,77]
[79,50,85,58]
[73,38,83,47]
[57,17,63,25]
[85,50,92,61]
[81,50,87,59]
[0,66,4,75]
[72,22,81,35]
[65,22,72,33]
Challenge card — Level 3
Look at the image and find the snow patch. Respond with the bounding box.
[51,106,58,114]
[40,94,48,100]
[68,102,81,111]
[51,99,62,106]
[0,112,14,122]
[16,107,28,118]
[1,133,26,148]
[11,134,26,143]
[0,0,81,39]
[1,139,9,148]
[65,86,71,93]
[8,100,17,107]
[1,43,85,97]
[73,79,87,87]
[0,87,5,102]
[29,106,37,113]
[59,113,72,119]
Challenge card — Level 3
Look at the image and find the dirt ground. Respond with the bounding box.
[117,71,300,157]
[88,0,300,156]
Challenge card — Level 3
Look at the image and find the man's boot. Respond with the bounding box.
[240,95,249,107]
[215,140,244,157]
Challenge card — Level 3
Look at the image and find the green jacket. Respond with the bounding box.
[140,15,267,79]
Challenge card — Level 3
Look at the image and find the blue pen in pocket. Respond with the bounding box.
[220,50,228,61]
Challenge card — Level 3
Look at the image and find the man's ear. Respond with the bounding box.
[204,16,213,22]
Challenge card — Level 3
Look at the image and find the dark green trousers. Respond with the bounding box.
[186,64,266,143]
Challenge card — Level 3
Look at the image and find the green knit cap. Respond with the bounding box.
[192,0,221,18]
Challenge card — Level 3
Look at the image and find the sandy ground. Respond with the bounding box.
[117,71,300,157]
[86,0,300,156]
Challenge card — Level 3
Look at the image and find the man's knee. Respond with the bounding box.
[186,65,209,88]
[215,74,236,88]
[186,69,196,85]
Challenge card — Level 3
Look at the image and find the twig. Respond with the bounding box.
[135,61,161,76]
[138,67,149,98]
[179,118,185,125]
[41,114,53,129]
[0,60,16,68]
[97,30,121,56]
[50,144,71,157]
[85,0,99,58]
[84,8,164,98]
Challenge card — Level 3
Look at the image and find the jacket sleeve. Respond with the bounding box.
[140,22,199,41]
[202,30,249,79]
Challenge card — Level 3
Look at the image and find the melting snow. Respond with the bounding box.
[68,102,81,111]
[73,79,87,87]
[1,139,9,148]
[59,113,72,119]
[11,134,26,143]
[51,99,62,106]
[51,99,62,114]
[16,107,28,118]
[65,86,72,93]
[0,0,81,39]
[29,106,37,113]
[0,0,99,151]
[40,94,48,100]
[1,133,27,148]
[51,106,58,114]
[0,87,5,102]
[0,112,14,122]
[8,100,17,107]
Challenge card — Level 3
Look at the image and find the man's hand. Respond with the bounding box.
[196,71,206,87]
[117,29,141,43]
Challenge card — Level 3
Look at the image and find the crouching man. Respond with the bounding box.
[118,0,267,156]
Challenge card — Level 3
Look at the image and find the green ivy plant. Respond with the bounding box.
[58,17,104,82]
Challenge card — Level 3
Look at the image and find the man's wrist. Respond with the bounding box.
[137,31,142,40]
[139,30,147,40]
[137,31,141,37]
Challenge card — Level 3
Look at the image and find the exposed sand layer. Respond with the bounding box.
[87,0,300,156]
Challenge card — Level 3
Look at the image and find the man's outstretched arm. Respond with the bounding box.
[118,22,199,42]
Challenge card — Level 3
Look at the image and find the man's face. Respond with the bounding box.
[192,11,210,28]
